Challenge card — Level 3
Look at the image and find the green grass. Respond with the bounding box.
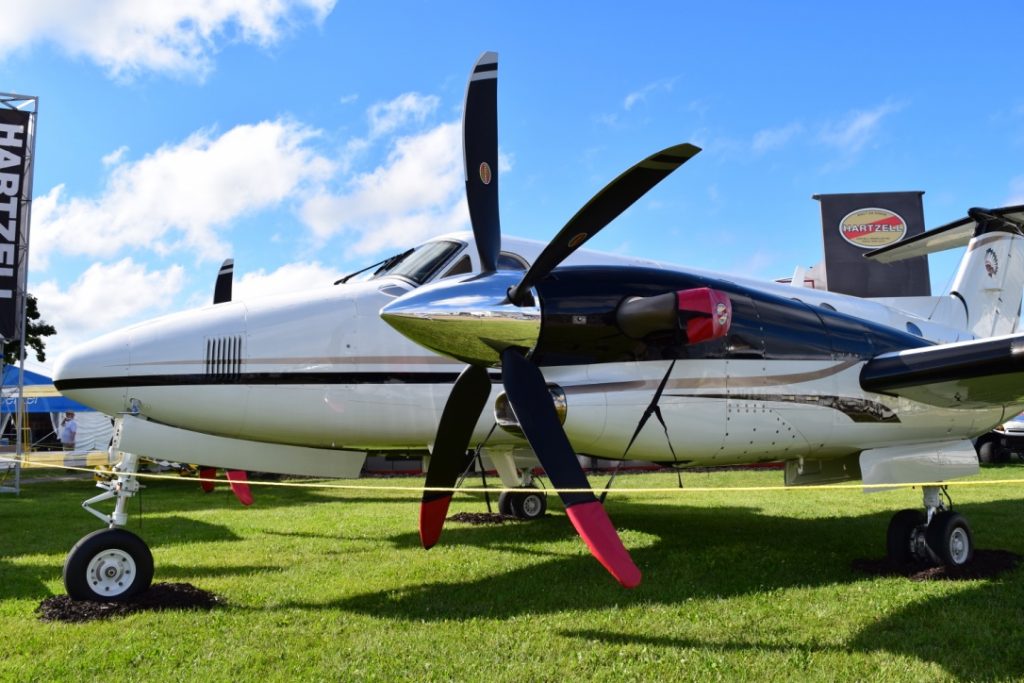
[3,467,1024,681]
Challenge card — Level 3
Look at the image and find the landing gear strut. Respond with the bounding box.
[885,485,974,568]
[64,447,154,601]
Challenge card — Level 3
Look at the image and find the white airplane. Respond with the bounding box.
[53,51,1024,599]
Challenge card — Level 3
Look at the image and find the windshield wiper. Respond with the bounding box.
[334,248,414,285]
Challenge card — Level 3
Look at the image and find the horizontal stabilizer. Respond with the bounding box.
[860,334,1024,408]
[865,205,1024,264]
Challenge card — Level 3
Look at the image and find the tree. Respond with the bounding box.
[3,294,57,366]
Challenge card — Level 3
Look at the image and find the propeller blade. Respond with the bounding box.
[199,466,216,493]
[463,51,500,273]
[499,348,641,588]
[508,143,701,305]
[225,470,254,506]
[420,364,492,548]
[213,259,233,304]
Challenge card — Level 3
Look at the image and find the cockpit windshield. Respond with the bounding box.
[370,239,465,285]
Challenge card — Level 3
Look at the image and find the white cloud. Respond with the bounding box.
[623,78,678,111]
[0,0,335,80]
[34,258,186,358]
[752,123,803,154]
[234,262,337,300]
[300,120,468,255]
[33,119,335,269]
[1008,177,1024,205]
[367,93,439,138]
[819,102,903,155]
[101,145,128,166]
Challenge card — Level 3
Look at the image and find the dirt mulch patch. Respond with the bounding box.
[852,549,1021,581]
[36,582,226,623]
[448,511,519,525]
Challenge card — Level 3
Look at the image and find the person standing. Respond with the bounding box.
[60,411,78,450]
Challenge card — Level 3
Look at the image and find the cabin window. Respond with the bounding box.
[498,252,528,271]
[443,255,472,278]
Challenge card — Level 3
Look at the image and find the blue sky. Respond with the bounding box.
[2,1,1022,364]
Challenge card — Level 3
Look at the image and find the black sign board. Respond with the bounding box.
[813,191,930,298]
[0,108,29,341]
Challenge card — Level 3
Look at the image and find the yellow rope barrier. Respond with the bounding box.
[11,454,1024,496]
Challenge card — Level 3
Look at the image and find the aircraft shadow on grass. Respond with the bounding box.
[307,499,1023,678]
[562,574,1024,681]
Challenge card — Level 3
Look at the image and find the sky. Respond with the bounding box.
[1,0,1023,367]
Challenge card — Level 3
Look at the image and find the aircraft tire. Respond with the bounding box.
[925,511,974,568]
[498,490,515,516]
[977,439,995,464]
[499,488,547,520]
[886,509,925,565]
[63,528,154,602]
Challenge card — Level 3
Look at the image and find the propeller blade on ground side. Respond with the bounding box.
[420,364,493,548]
[499,348,641,588]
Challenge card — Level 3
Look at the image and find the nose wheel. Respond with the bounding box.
[63,528,154,601]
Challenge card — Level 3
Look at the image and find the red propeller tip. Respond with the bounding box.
[419,495,453,549]
[199,467,216,493]
[225,470,254,506]
[566,501,642,588]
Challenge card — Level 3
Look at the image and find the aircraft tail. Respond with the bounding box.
[866,206,1024,338]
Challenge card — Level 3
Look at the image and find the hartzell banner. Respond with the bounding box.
[0,107,30,342]
[813,191,930,298]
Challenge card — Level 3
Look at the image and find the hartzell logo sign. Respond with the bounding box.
[0,107,30,341]
[838,207,908,249]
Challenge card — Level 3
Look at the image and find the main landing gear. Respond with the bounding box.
[496,470,548,521]
[64,449,154,601]
[886,485,974,568]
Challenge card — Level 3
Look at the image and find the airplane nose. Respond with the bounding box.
[380,270,540,366]
[52,329,130,412]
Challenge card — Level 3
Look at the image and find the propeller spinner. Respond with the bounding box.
[381,51,700,587]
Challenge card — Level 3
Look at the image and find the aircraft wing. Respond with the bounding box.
[860,333,1024,408]
[864,204,1024,263]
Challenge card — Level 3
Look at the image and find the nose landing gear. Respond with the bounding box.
[64,447,154,601]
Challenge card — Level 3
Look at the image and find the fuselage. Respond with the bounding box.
[53,232,1009,469]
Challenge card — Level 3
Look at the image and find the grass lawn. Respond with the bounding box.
[2,466,1024,681]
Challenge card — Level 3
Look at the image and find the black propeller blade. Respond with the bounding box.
[213,259,233,305]
[507,143,701,305]
[500,348,641,587]
[419,364,492,548]
[463,51,500,273]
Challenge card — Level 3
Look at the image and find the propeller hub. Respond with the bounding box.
[380,271,540,366]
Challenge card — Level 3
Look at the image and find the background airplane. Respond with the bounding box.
[53,52,1024,599]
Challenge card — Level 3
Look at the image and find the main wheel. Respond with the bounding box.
[977,439,995,464]
[886,509,925,565]
[511,489,547,520]
[63,528,154,602]
[925,511,974,567]
[498,488,547,520]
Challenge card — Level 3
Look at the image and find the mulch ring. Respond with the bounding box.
[852,549,1021,581]
[37,582,226,623]
[448,511,519,525]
